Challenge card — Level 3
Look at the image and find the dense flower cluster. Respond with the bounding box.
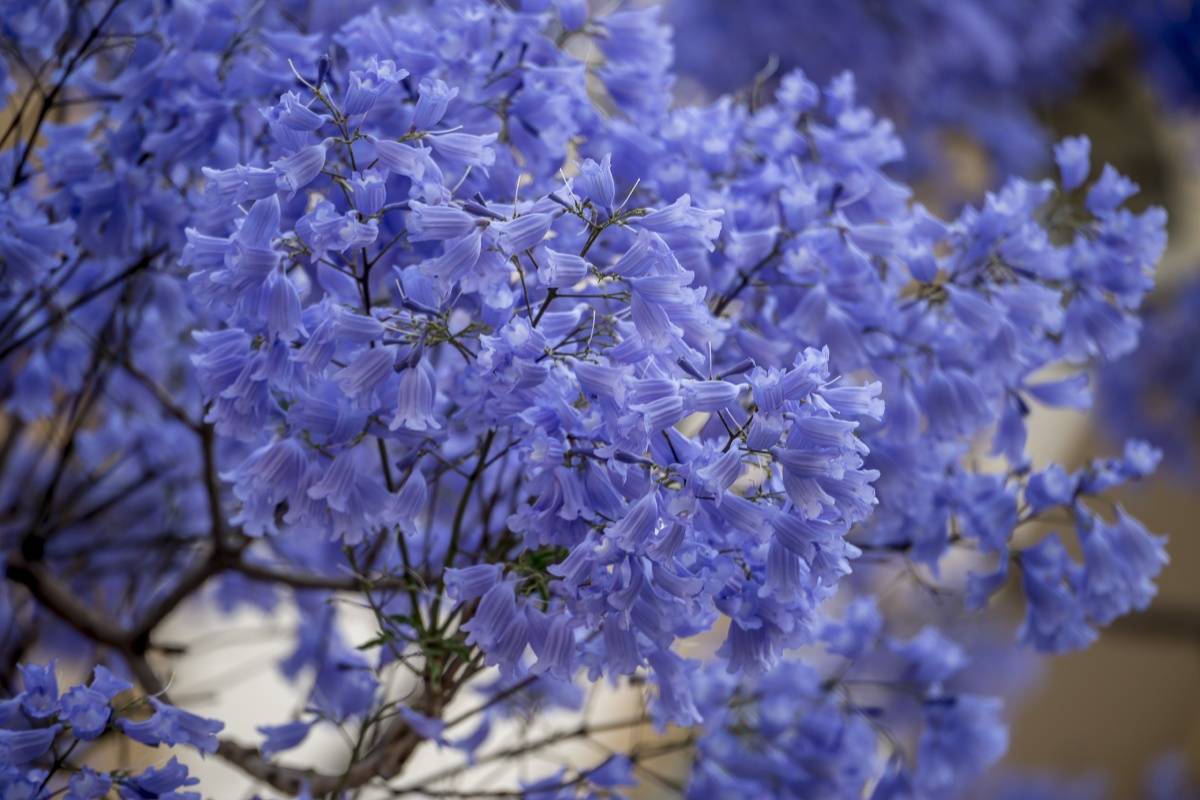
[688,623,1015,799]
[0,0,1173,798]
[0,0,370,793]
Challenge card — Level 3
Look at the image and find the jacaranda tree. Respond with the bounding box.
[0,1,1172,798]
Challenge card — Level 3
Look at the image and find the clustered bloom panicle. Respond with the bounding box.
[0,1,1174,798]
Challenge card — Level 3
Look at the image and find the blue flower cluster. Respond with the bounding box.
[0,0,360,653]
[1,661,222,798]
[688,640,1010,799]
[0,0,1173,797]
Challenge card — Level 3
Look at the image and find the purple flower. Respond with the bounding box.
[916,695,1008,797]
[445,564,505,603]
[257,719,314,759]
[273,143,328,195]
[123,757,200,798]
[407,202,476,242]
[67,767,112,800]
[0,724,61,765]
[118,699,224,754]
[61,686,112,740]
[17,661,58,720]
[413,77,459,130]
[1054,135,1091,191]
[427,131,497,169]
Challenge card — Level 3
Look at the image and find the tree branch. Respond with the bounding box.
[0,249,163,362]
[4,560,131,648]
